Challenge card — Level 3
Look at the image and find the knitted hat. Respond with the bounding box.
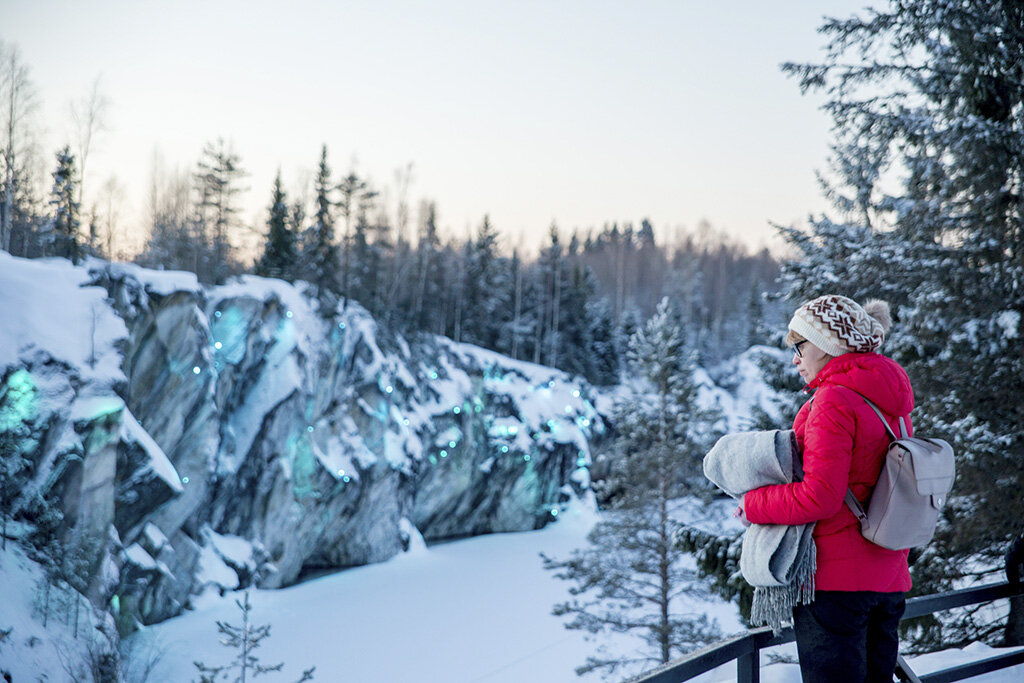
[789,295,891,356]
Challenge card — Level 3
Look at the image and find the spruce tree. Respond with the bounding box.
[46,146,81,263]
[255,171,297,282]
[303,145,341,299]
[778,0,1024,647]
[542,299,720,680]
[462,215,505,348]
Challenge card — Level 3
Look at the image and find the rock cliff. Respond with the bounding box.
[0,253,604,633]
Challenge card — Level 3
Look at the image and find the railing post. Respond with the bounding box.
[1005,532,1024,645]
[737,645,759,683]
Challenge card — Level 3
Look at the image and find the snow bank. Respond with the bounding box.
[0,252,127,387]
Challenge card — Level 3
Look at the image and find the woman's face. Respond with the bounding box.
[793,339,830,384]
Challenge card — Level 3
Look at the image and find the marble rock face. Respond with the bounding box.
[3,260,603,632]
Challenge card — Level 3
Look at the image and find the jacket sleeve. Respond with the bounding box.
[744,388,855,526]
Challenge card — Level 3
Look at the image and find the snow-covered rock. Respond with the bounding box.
[0,253,609,636]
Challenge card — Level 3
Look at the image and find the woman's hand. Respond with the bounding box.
[734,502,751,527]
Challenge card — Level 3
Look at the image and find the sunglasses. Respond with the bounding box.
[793,340,808,358]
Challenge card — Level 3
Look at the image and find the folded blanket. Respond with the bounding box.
[703,430,815,632]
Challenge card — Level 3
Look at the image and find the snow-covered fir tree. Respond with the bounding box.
[778,0,1024,647]
[462,214,506,349]
[543,299,721,680]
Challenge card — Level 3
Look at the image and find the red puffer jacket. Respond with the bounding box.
[744,352,914,592]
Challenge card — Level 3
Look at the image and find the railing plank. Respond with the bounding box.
[903,581,1019,620]
[629,580,1024,683]
[919,649,1024,683]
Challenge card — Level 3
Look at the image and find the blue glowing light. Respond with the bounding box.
[508,425,518,435]
[214,341,223,350]
[448,440,456,448]
[572,389,581,398]
[214,310,222,318]
[576,458,588,468]
[385,386,394,394]
[430,371,438,380]
[0,369,37,430]
[307,425,314,432]
[403,418,410,426]
[565,405,572,413]
[440,450,448,458]
[192,366,201,375]
[338,469,345,476]
[286,311,293,319]
[501,446,509,453]
[339,322,346,329]
[551,508,559,517]
[453,406,461,414]
[343,475,351,483]
[524,455,531,462]
[182,476,190,484]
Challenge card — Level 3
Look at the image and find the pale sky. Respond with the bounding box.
[2,0,878,255]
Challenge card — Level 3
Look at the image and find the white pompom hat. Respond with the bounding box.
[789,295,892,356]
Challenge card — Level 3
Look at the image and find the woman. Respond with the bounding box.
[741,294,914,682]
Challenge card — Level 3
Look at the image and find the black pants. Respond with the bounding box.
[792,590,906,683]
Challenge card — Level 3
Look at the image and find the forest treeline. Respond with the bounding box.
[0,38,782,384]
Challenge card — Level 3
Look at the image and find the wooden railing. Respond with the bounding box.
[629,580,1024,683]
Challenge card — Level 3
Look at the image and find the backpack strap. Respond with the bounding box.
[831,386,911,520]
[845,489,870,528]
[857,394,899,442]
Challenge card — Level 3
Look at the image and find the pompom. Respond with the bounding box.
[863,299,892,334]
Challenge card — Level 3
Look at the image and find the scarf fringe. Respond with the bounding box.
[750,539,817,634]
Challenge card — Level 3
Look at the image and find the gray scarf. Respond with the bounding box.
[703,429,816,632]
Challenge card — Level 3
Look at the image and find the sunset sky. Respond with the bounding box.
[2,0,880,254]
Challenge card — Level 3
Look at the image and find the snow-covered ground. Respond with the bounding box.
[3,498,1023,683]
[131,497,744,682]
[124,498,1024,683]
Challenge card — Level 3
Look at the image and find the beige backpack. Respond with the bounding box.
[844,393,956,551]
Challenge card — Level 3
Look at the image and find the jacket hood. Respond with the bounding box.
[807,352,914,416]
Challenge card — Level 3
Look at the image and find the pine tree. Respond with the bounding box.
[778,0,1024,647]
[46,146,81,263]
[543,300,721,680]
[255,171,297,282]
